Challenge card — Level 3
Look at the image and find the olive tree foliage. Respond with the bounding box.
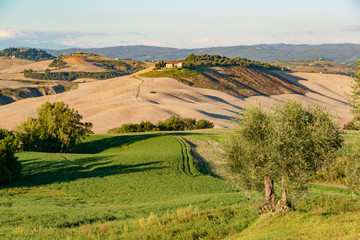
[346,61,360,128]
[0,129,21,186]
[344,143,360,192]
[225,100,344,211]
[15,102,93,153]
[344,62,360,191]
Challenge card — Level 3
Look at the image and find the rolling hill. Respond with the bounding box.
[0,66,353,133]
[45,43,360,65]
[0,53,147,105]
[272,59,355,76]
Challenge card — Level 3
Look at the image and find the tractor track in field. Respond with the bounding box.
[175,137,198,176]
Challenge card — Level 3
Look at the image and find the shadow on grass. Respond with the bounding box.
[73,132,207,154]
[72,134,160,154]
[7,154,164,188]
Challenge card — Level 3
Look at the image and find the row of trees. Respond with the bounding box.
[183,53,281,70]
[108,117,214,134]
[23,69,125,81]
[0,47,54,61]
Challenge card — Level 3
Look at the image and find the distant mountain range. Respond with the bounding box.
[45,43,360,65]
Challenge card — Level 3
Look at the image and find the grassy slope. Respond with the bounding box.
[2,130,360,239]
[0,133,258,239]
[140,66,307,98]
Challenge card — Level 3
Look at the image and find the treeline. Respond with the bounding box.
[0,47,54,61]
[107,117,214,134]
[183,53,280,70]
[23,69,125,81]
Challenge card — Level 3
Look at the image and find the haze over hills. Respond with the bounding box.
[44,43,360,65]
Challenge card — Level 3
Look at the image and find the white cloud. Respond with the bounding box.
[0,28,25,39]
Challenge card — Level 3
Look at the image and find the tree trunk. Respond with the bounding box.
[261,175,276,212]
[281,176,287,204]
[264,175,275,203]
[275,175,289,212]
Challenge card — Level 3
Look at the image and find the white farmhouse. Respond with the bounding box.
[166,61,183,68]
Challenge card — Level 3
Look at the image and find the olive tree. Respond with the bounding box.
[16,102,93,153]
[225,100,343,211]
[346,61,360,128]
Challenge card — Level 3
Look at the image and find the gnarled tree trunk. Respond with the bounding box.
[261,175,276,212]
[276,175,289,212]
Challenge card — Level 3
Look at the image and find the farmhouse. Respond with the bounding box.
[166,61,183,68]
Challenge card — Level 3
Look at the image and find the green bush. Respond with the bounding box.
[343,121,359,130]
[194,119,214,129]
[49,56,68,68]
[107,117,213,133]
[15,102,93,153]
[0,129,21,186]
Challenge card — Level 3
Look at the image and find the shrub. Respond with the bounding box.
[0,129,21,186]
[107,118,214,133]
[194,119,214,129]
[15,102,93,153]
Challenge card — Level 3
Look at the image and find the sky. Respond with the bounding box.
[0,0,359,49]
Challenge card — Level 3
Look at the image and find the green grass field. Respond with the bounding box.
[0,132,262,239]
[1,130,360,239]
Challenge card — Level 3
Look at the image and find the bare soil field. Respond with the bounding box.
[52,56,106,73]
[0,59,52,73]
[0,70,353,133]
[0,80,39,89]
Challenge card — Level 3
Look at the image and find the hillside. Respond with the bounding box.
[23,52,147,81]
[141,54,306,98]
[1,131,360,239]
[141,66,306,98]
[0,68,353,133]
[0,47,54,61]
[0,53,146,105]
[272,59,355,76]
[45,43,360,65]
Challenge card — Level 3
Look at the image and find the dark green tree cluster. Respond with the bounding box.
[108,117,214,134]
[0,47,54,61]
[49,56,68,68]
[23,69,125,81]
[154,61,166,70]
[225,100,343,211]
[16,102,93,153]
[0,129,21,186]
[183,53,280,70]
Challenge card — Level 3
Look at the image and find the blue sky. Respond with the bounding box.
[0,0,359,49]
